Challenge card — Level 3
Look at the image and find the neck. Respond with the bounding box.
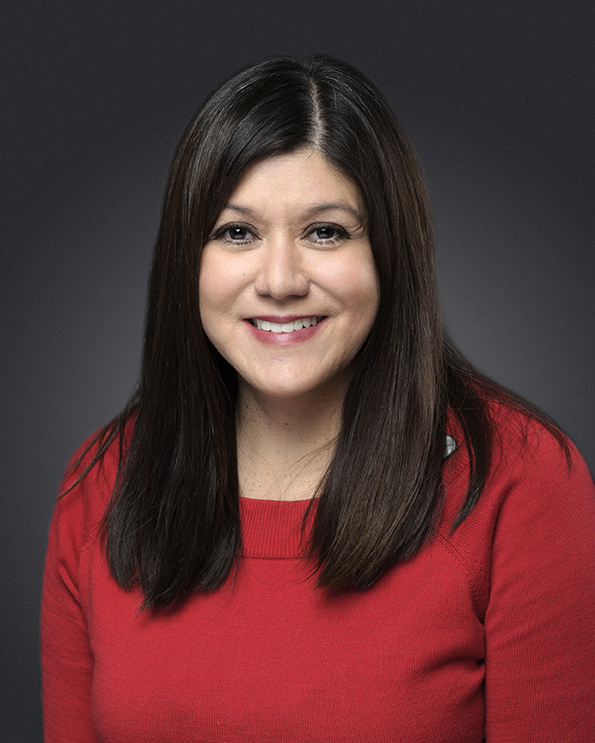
[236,383,345,501]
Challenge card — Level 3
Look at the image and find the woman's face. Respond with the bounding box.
[199,149,379,403]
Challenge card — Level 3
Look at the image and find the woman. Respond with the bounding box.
[42,56,595,741]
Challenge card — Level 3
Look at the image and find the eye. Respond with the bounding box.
[313,226,337,240]
[212,223,258,246]
[306,223,350,246]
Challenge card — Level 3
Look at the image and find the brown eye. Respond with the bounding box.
[307,224,349,245]
[212,223,258,245]
[314,227,336,240]
[227,226,252,241]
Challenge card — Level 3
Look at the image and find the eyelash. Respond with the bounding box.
[211,222,351,247]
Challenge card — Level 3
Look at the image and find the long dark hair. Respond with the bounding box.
[70,56,567,609]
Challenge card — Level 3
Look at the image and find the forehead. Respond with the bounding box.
[225,149,364,217]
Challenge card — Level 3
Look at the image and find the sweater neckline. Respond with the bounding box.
[239,496,316,559]
[238,435,458,560]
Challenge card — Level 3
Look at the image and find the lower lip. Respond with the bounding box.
[245,318,326,345]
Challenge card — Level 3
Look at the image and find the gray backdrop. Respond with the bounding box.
[2,1,593,739]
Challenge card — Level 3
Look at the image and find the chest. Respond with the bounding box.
[83,543,486,742]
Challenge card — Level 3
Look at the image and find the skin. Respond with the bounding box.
[199,149,379,500]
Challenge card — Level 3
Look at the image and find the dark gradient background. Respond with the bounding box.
[2,1,593,738]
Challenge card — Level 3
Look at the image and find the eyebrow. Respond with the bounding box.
[222,202,365,222]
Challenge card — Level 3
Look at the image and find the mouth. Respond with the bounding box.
[249,316,324,333]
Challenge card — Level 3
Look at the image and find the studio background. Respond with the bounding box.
[2,2,593,739]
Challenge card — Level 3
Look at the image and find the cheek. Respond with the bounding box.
[198,254,228,341]
[340,261,380,322]
[199,253,240,315]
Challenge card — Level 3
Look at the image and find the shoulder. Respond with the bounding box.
[43,425,127,625]
[445,398,592,512]
[439,400,595,598]
[483,403,595,564]
[50,424,127,557]
[486,401,592,509]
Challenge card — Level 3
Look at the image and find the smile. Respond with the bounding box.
[250,317,323,333]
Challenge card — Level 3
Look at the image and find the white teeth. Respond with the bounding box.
[253,317,320,333]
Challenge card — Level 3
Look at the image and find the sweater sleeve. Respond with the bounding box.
[483,432,595,741]
[41,448,106,743]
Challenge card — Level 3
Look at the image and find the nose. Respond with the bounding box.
[254,236,309,299]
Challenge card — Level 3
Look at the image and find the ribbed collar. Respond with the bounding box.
[239,496,316,559]
[238,436,458,560]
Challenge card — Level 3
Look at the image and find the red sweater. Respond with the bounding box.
[42,409,595,742]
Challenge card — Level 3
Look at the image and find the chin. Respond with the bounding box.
[241,373,349,404]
